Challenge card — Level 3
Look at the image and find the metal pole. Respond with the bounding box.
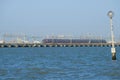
[108,11,116,60]
[110,17,116,60]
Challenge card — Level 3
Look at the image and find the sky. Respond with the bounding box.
[0,0,120,38]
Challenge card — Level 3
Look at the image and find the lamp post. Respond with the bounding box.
[107,11,116,60]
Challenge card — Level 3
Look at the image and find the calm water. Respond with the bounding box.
[0,47,120,80]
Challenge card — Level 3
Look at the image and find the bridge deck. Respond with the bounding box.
[0,43,120,48]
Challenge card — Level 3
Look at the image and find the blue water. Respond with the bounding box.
[0,47,120,80]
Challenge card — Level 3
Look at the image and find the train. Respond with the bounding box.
[42,39,107,44]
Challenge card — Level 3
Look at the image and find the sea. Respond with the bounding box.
[0,47,120,80]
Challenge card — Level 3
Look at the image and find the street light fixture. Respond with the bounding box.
[107,11,116,60]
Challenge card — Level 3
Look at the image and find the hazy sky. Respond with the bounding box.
[0,0,120,37]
